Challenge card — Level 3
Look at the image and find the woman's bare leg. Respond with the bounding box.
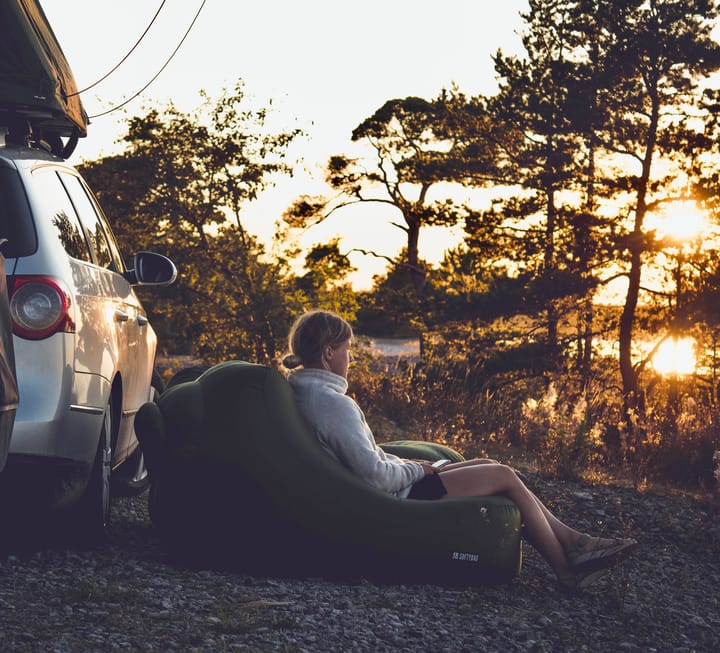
[439,463,572,575]
[527,489,585,550]
[442,460,594,552]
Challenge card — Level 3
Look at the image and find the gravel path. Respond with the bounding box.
[0,474,718,652]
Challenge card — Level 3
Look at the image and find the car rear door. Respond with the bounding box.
[58,171,152,462]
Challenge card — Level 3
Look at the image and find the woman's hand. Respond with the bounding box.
[418,462,438,476]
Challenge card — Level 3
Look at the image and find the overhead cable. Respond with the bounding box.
[69,0,168,97]
[88,0,207,120]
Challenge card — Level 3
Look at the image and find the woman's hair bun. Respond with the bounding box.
[282,353,303,369]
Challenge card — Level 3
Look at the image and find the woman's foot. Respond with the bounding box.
[557,565,614,592]
[566,534,638,572]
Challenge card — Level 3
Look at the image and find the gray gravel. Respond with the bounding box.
[1,473,719,652]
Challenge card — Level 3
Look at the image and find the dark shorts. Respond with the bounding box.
[408,473,447,500]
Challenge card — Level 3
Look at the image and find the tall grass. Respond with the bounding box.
[166,336,719,498]
[349,342,720,498]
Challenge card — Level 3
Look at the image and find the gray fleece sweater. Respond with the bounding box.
[288,368,425,498]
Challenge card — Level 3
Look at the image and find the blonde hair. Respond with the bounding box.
[282,310,353,369]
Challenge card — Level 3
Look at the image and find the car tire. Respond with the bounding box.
[72,403,112,545]
[113,444,149,497]
[113,369,164,497]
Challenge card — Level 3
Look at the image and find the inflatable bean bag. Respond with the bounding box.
[379,439,465,464]
[134,361,522,584]
[163,364,210,389]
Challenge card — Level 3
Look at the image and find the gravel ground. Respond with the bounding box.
[0,473,718,653]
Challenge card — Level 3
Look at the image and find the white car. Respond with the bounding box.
[0,140,176,541]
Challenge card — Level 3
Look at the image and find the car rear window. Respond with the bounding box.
[28,168,93,264]
[0,167,37,258]
[59,172,120,271]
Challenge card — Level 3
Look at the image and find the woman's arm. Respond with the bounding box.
[316,395,425,493]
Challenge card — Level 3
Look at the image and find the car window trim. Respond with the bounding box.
[75,175,126,274]
[56,170,118,271]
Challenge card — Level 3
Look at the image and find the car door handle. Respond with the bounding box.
[115,309,129,323]
[137,314,149,327]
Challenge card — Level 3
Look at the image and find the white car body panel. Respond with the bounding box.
[1,144,175,509]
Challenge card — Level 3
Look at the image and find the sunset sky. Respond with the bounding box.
[41,0,528,288]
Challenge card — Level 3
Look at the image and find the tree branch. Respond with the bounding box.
[344,248,426,274]
[305,196,400,233]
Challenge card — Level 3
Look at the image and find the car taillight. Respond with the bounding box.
[8,276,75,339]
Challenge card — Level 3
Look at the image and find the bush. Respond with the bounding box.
[519,380,607,480]
[162,338,720,495]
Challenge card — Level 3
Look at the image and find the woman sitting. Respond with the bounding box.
[282,310,637,591]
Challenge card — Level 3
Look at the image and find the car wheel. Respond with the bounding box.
[72,403,112,544]
[114,445,149,496]
[113,369,163,496]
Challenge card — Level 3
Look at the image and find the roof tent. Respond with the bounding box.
[0,0,88,157]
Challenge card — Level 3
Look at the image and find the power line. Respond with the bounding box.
[68,0,168,97]
[88,0,207,120]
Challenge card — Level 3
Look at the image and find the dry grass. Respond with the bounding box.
[350,349,720,501]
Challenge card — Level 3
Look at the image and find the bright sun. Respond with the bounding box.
[651,337,696,375]
[645,201,710,243]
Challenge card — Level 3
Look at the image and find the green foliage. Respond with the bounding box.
[354,253,429,337]
[80,81,307,361]
[293,239,358,315]
[285,89,485,296]
[74,9,720,499]
[427,0,720,435]
[181,225,303,363]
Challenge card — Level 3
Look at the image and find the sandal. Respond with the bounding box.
[567,534,638,572]
[557,565,614,593]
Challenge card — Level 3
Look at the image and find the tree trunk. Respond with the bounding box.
[618,85,659,425]
[619,231,643,413]
[405,214,425,294]
[544,187,558,356]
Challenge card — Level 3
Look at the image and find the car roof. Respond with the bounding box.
[0,142,69,170]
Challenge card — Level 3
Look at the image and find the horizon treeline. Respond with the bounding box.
[80,0,720,492]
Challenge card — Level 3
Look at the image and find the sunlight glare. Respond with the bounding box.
[646,201,709,243]
[651,337,696,375]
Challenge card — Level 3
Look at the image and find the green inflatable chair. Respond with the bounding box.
[134,361,522,584]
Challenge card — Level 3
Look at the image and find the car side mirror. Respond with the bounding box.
[124,251,177,286]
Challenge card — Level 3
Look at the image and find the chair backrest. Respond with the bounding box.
[140,362,395,537]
